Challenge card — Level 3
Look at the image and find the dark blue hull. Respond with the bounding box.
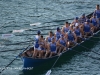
[23,55,58,69]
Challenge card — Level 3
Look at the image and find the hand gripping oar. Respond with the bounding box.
[45,53,62,75]
[0,44,30,74]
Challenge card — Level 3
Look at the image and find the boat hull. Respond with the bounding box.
[22,29,100,70]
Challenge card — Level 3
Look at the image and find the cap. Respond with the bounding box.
[75,23,79,27]
[86,19,90,22]
[75,17,79,20]
[82,13,85,16]
[60,34,64,38]
[57,27,60,31]
[37,30,41,34]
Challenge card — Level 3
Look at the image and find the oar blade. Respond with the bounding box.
[45,70,51,75]
[30,22,41,26]
[1,34,15,38]
[12,29,24,33]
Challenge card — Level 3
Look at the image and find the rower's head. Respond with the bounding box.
[65,22,69,27]
[49,31,53,36]
[37,30,41,35]
[57,27,61,32]
[82,14,85,18]
[86,19,90,24]
[96,4,99,10]
[74,17,79,22]
[51,37,55,43]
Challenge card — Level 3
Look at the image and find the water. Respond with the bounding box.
[0,0,100,75]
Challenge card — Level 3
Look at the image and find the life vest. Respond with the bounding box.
[84,23,91,32]
[74,28,81,36]
[91,18,98,26]
[50,42,56,52]
[59,38,66,46]
[67,32,74,41]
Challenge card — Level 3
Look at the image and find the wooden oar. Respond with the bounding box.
[0,48,23,52]
[45,53,62,75]
[13,12,93,33]
[0,44,30,74]
[12,24,63,33]
[30,18,74,26]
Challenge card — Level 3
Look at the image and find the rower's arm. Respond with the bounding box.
[65,33,68,40]
[45,37,48,42]
[47,44,50,51]
[61,26,64,32]
[57,39,63,47]
[73,33,77,43]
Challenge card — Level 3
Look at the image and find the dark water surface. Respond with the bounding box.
[0,0,100,75]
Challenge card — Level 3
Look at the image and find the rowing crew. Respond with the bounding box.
[23,4,100,59]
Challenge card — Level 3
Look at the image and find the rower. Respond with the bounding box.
[65,30,77,47]
[90,13,99,31]
[48,37,57,57]
[71,17,83,31]
[57,34,68,54]
[46,31,54,43]
[62,22,70,34]
[83,19,94,37]
[79,14,87,24]
[74,23,83,43]
[38,35,46,58]
[94,5,100,19]
[33,30,41,58]
[55,27,63,41]
[72,17,80,27]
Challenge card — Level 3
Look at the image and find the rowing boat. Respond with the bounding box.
[22,12,100,71]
